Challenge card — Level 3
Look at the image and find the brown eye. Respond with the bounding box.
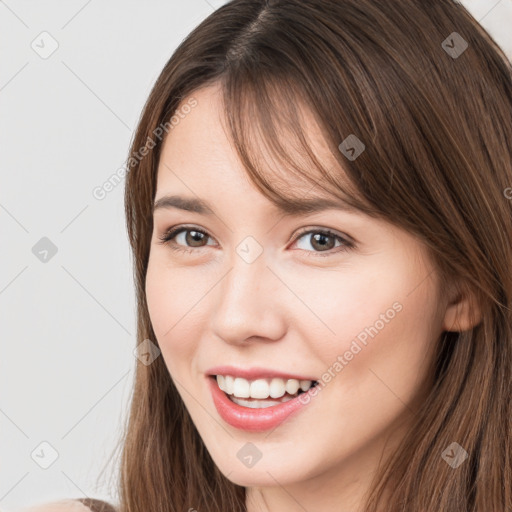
[157,225,354,258]
[183,229,208,247]
[158,226,215,254]
[310,232,336,251]
[292,228,353,257]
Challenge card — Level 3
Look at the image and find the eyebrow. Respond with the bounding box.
[152,194,357,216]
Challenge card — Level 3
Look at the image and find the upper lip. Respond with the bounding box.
[206,365,318,382]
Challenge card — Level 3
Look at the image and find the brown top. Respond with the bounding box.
[74,499,117,512]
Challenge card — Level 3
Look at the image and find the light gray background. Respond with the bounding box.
[1,1,510,510]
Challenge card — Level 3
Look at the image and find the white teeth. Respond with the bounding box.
[250,379,270,399]
[233,377,250,398]
[217,374,226,391]
[230,395,295,408]
[300,380,312,392]
[285,379,300,395]
[269,378,286,398]
[215,375,316,399]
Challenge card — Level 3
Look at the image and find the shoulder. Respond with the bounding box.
[18,499,117,512]
[17,500,92,512]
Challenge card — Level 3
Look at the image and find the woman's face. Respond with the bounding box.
[145,84,452,508]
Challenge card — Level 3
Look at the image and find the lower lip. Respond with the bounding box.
[207,376,318,432]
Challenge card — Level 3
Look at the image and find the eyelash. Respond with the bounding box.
[157,225,354,258]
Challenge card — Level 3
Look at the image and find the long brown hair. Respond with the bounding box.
[109,1,512,510]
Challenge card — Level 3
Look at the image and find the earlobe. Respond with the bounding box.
[442,284,482,332]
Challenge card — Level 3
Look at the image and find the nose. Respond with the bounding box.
[209,252,287,346]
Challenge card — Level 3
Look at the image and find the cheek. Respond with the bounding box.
[288,254,439,397]
[280,262,405,357]
[295,270,440,457]
[145,259,202,373]
[145,259,170,338]
[334,284,438,413]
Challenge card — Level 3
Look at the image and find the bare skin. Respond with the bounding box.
[145,84,480,512]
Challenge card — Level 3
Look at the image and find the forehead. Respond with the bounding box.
[155,84,358,211]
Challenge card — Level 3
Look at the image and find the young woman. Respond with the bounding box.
[26,0,512,510]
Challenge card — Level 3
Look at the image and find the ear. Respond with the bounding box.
[442,281,482,332]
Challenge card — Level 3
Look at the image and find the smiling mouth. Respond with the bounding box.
[207,373,320,430]
[209,374,319,408]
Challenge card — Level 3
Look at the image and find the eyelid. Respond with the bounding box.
[290,226,354,257]
[158,224,213,239]
[291,225,354,245]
